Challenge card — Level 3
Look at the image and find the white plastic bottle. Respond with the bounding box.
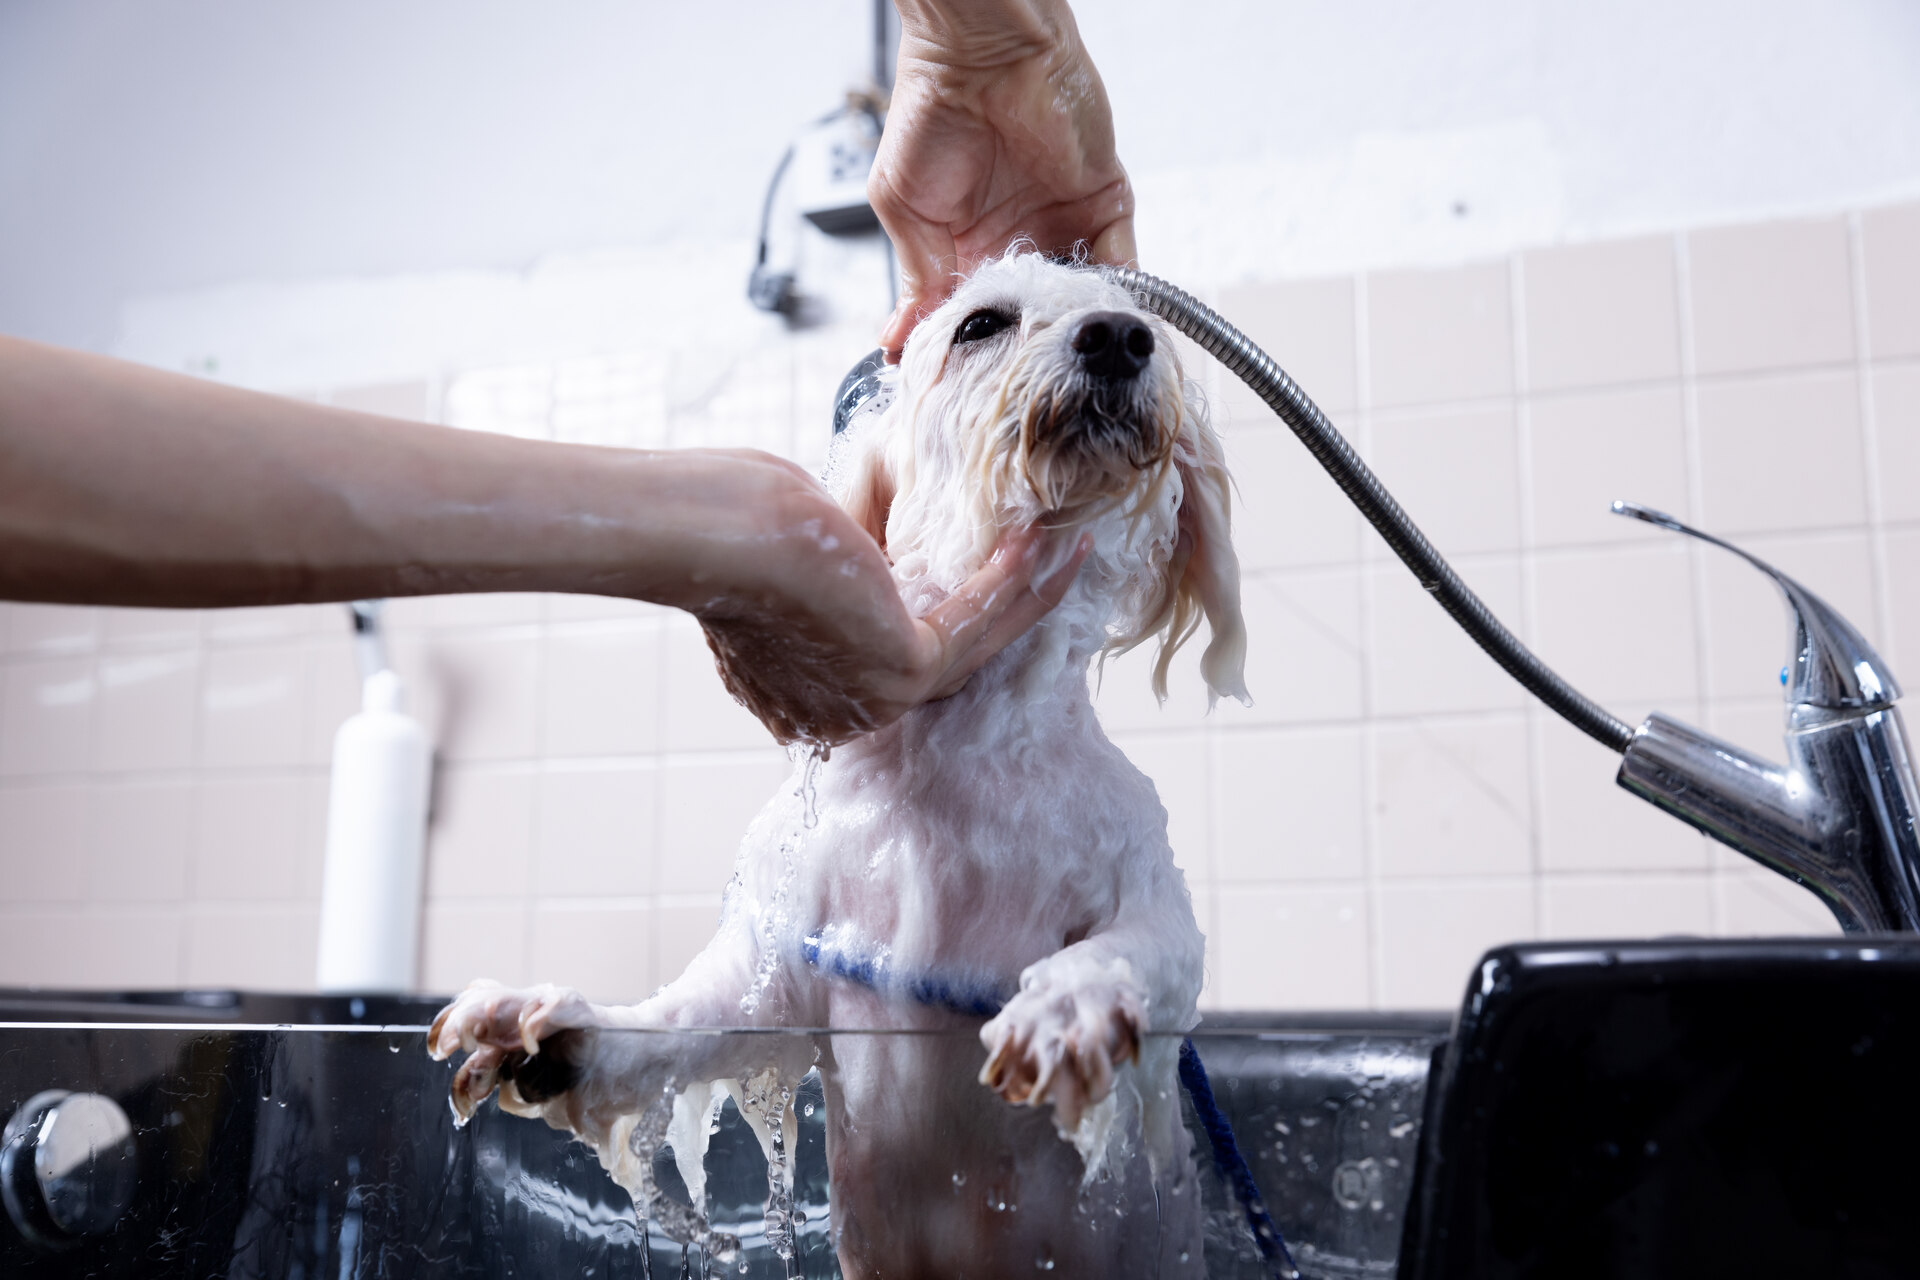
[315,667,432,993]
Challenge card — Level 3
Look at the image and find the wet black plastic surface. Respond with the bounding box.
[1401,937,1920,1280]
[0,994,1446,1279]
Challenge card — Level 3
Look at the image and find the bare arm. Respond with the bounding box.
[874,0,1134,355]
[0,335,1086,742]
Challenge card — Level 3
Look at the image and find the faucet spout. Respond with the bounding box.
[1612,503,1920,933]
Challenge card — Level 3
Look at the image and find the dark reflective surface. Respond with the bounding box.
[1402,937,1920,1280]
[0,995,1445,1279]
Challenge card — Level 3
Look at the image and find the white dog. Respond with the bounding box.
[430,252,1249,1278]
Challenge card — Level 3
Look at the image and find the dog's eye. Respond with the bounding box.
[953,309,1016,346]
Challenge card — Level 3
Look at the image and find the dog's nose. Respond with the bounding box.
[1071,312,1155,380]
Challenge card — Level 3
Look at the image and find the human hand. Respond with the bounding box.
[871,0,1135,358]
[678,451,1089,746]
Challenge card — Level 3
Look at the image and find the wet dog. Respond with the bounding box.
[430,252,1247,1277]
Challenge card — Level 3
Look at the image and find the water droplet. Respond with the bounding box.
[1178,1250,1190,1264]
[951,1171,966,1188]
[802,1102,815,1117]
[389,1044,400,1054]
[1035,1247,1055,1270]
[1389,1119,1415,1139]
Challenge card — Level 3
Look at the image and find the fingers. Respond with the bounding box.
[918,526,1092,700]
[870,178,961,361]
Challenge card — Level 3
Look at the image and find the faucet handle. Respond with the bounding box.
[1612,501,1898,711]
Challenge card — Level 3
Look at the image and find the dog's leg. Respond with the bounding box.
[427,914,804,1147]
[977,889,1203,1137]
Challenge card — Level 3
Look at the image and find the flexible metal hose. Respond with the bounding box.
[1111,267,1636,754]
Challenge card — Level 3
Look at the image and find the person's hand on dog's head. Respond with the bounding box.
[682,451,1091,746]
[872,0,1134,360]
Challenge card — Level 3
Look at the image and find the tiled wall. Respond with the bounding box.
[4,203,1918,1008]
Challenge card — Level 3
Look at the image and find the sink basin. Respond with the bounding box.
[0,995,1444,1278]
[1400,937,1920,1279]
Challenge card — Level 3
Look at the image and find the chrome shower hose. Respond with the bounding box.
[1111,267,1635,754]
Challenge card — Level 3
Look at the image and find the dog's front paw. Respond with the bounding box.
[428,980,598,1124]
[978,959,1145,1133]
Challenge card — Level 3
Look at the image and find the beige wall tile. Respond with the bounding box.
[200,644,310,768]
[1230,569,1365,724]
[1212,883,1371,1009]
[0,658,94,775]
[1111,733,1211,886]
[203,605,322,645]
[1376,880,1535,1009]
[1223,424,1363,571]
[96,651,199,772]
[1887,530,1920,673]
[661,621,778,752]
[1090,635,1216,733]
[1369,558,1528,716]
[1688,217,1856,374]
[1215,276,1358,416]
[425,767,534,899]
[1537,714,1707,872]
[5,605,99,656]
[1523,235,1681,392]
[1532,543,1698,709]
[543,626,661,757]
[534,765,655,897]
[1862,202,1920,359]
[1718,868,1842,936]
[0,909,87,985]
[191,775,309,901]
[422,901,529,993]
[90,780,192,903]
[1872,365,1920,523]
[1369,405,1520,554]
[104,607,203,649]
[403,633,542,762]
[1214,728,1365,883]
[184,904,319,990]
[1367,262,1514,408]
[1541,872,1713,939]
[1529,386,1690,547]
[1695,371,1866,535]
[430,594,547,628]
[529,904,655,1003]
[74,908,186,988]
[306,633,362,767]
[656,755,791,895]
[1700,532,1878,701]
[656,898,724,989]
[1373,717,1533,878]
[0,785,89,900]
[547,594,662,622]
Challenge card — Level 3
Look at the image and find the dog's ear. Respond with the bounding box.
[1154,404,1250,706]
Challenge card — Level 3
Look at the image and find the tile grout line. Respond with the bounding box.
[1508,250,1550,942]
[1672,231,1725,934]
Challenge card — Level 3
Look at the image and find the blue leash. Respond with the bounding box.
[801,934,1299,1278]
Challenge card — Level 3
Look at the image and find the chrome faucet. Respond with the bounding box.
[1613,503,1920,932]
[1113,268,1920,934]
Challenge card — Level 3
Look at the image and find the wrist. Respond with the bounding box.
[893,0,1077,69]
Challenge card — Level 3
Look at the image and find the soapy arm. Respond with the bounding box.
[0,334,1086,742]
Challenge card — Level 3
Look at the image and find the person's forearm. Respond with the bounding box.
[0,335,781,609]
